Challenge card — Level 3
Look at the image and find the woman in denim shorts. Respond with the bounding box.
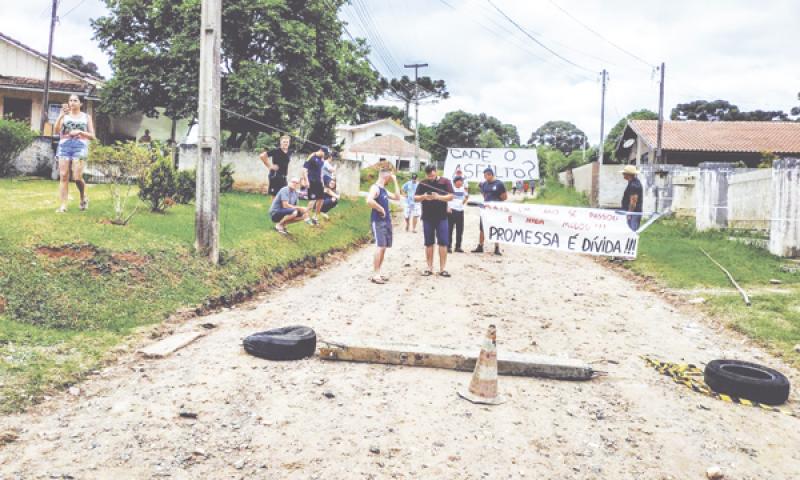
[54,94,95,213]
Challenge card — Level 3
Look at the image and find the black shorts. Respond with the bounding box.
[268,174,287,195]
[308,181,324,200]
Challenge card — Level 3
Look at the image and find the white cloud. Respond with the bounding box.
[3,0,798,144]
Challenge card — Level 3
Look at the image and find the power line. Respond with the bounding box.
[346,0,403,78]
[353,0,402,72]
[60,0,87,19]
[548,0,653,69]
[486,0,598,75]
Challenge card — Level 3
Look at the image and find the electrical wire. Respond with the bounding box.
[59,0,87,19]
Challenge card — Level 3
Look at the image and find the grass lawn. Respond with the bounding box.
[0,178,371,412]
[527,180,800,365]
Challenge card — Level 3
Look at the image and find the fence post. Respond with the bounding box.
[695,162,735,231]
[769,158,800,257]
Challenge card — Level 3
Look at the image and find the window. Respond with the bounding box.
[3,97,32,123]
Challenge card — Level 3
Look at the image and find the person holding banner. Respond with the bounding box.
[620,165,643,231]
[366,169,402,284]
[447,176,468,253]
[415,165,454,277]
[472,167,507,256]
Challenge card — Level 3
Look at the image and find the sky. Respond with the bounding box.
[2,0,798,144]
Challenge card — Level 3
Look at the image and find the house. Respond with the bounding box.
[615,120,800,168]
[0,32,105,136]
[336,118,431,170]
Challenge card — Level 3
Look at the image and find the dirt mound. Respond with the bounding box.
[34,244,151,278]
[35,244,97,261]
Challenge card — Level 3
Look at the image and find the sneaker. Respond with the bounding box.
[305,218,315,225]
[79,198,89,211]
[494,246,502,256]
[447,248,452,253]
[471,245,484,253]
[320,212,330,220]
[55,206,67,213]
[275,224,288,235]
[311,217,319,226]
[455,248,464,253]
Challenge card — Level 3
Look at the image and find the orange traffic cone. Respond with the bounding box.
[458,324,506,405]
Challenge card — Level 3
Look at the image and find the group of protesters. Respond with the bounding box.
[261,136,340,235]
[367,164,509,284]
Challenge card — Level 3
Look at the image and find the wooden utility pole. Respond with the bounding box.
[196,0,221,264]
[40,0,58,135]
[598,69,608,165]
[656,62,665,164]
[404,62,427,172]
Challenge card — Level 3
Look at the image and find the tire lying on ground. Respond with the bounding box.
[243,326,317,361]
[704,359,790,405]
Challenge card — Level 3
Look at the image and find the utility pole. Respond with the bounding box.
[40,0,58,135]
[598,69,607,165]
[196,0,221,264]
[404,62,427,173]
[656,62,665,164]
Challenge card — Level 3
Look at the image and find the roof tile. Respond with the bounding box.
[629,120,800,154]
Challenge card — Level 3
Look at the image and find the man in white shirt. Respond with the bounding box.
[447,175,469,253]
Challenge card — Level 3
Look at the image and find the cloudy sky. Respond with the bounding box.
[3,0,798,144]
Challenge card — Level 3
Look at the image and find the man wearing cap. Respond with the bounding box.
[472,167,507,255]
[302,146,329,226]
[401,173,421,233]
[415,165,454,277]
[448,175,469,253]
[621,165,643,231]
[366,168,402,284]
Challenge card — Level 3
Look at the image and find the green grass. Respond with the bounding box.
[0,178,371,412]
[525,179,589,206]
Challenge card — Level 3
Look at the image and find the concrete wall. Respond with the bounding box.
[769,158,800,257]
[336,121,411,147]
[671,173,698,217]
[178,145,361,196]
[597,165,629,209]
[696,163,737,231]
[11,137,56,177]
[728,169,772,230]
[569,163,594,196]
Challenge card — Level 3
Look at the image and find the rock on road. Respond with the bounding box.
[1,207,799,479]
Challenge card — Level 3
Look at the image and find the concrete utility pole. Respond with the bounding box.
[598,69,607,165]
[196,0,221,264]
[656,62,665,164]
[404,62,427,173]
[40,0,58,135]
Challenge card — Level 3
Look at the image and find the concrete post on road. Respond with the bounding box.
[769,158,800,257]
[695,162,735,231]
[196,0,222,264]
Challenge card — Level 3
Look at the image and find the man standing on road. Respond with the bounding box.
[366,168,401,284]
[270,178,307,235]
[415,165,454,277]
[472,167,507,256]
[621,165,643,231]
[302,145,329,226]
[402,173,421,233]
[260,135,293,200]
[447,175,468,253]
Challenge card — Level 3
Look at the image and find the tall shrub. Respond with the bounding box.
[138,151,178,212]
[0,119,36,176]
[89,141,151,225]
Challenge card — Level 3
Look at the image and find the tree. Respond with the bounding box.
[791,92,800,117]
[56,55,104,79]
[527,121,586,155]
[381,76,449,127]
[93,0,380,148]
[429,110,520,163]
[604,109,658,162]
[477,129,503,148]
[671,99,787,121]
[355,104,404,124]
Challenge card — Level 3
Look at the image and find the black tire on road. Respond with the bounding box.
[704,359,790,405]
[243,326,317,361]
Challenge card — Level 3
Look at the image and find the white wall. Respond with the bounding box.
[178,146,361,197]
[336,121,411,147]
[728,169,772,230]
[598,165,628,209]
[570,163,594,196]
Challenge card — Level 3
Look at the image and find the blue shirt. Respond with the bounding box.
[402,181,418,206]
[480,179,506,202]
[270,186,298,213]
[303,155,325,183]
[370,185,390,223]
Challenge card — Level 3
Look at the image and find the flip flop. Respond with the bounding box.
[421,270,433,276]
[370,276,386,284]
[380,275,390,282]
[439,271,451,278]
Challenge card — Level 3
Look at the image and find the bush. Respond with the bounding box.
[90,141,152,224]
[175,169,196,204]
[138,151,178,212]
[0,118,36,176]
[221,163,234,193]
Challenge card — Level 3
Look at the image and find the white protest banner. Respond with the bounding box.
[480,202,639,258]
[443,148,539,182]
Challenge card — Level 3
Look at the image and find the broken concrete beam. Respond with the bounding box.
[138,331,205,359]
[318,338,593,381]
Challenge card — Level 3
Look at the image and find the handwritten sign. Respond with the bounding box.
[480,202,639,258]
[443,148,539,182]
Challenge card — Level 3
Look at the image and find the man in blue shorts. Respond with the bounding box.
[415,165,454,277]
[472,167,507,255]
[366,168,401,284]
[270,177,308,234]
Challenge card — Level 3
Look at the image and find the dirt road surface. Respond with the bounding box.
[2,207,799,479]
